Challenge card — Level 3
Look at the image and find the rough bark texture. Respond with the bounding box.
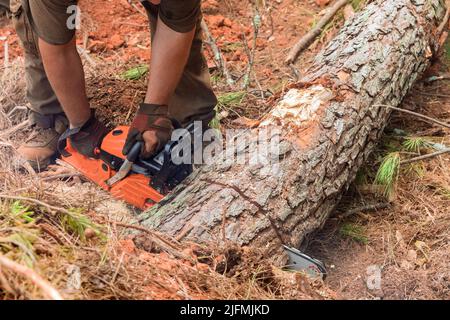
[138,0,447,262]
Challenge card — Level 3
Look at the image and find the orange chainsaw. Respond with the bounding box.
[60,124,197,210]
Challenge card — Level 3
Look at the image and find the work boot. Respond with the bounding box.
[17,114,68,171]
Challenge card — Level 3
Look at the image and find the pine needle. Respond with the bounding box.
[374,152,401,197]
[217,91,246,108]
[60,209,105,242]
[340,223,368,244]
[121,65,148,80]
[403,137,427,154]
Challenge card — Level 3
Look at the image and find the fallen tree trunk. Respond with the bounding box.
[138,0,447,262]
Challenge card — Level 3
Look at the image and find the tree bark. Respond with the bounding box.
[138,0,447,262]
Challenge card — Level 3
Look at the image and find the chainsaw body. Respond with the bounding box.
[61,124,195,209]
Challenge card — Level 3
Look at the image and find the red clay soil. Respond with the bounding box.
[1,0,321,85]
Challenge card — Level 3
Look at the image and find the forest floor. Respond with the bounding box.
[0,0,449,300]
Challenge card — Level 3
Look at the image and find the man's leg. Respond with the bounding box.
[27,0,107,159]
[10,0,68,170]
[143,1,217,128]
[0,0,8,12]
[12,0,64,120]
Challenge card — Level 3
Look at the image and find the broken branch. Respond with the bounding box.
[0,194,75,217]
[0,255,63,300]
[112,221,192,262]
[285,0,349,65]
[201,20,234,86]
[401,149,450,165]
[437,6,450,35]
[340,202,390,219]
[377,104,450,129]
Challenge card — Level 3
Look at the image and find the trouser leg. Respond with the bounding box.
[10,0,65,128]
[0,0,9,12]
[142,1,217,128]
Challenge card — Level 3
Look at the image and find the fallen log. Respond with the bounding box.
[138,0,447,262]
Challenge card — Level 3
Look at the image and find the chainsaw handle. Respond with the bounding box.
[127,141,143,162]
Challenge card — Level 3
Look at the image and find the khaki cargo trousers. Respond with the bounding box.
[5,0,216,128]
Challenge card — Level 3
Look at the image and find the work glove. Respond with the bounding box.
[58,110,108,158]
[123,103,175,159]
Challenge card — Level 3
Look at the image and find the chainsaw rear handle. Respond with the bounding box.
[126,141,143,162]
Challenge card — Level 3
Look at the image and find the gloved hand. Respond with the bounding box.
[58,110,108,158]
[123,103,174,158]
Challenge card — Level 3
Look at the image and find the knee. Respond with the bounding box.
[12,5,40,56]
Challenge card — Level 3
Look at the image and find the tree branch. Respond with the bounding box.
[376,104,450,129]
[285,0,349,65]
[0,255,63,300]
[201,20,234,86]
[401,149,450,165]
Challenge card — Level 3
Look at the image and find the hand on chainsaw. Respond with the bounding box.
[123,103,174,159]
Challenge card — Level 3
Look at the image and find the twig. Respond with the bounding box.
[400,149,450,165]
[0,255,63,300]
[0,120,28,139]
[7,105,28,117]
[39,173,82,182]
[220,206,227,243]
[111,221,192,262]
[376,104,450,129]
[0,194,75,217]
[201,178,287,246]
[0,267,14,294]
[200,20,234,86]
[112,21,146,28]
[288,63,301,82]
[3,40,8,68]
[285,0,349,65]
[130,2,147,18]
[175,224,193,242]
[424,74,450,83]
[39,223,66,246]
[241,8,261,90]
[437,6,450,36]
[110,252,125,287]
[340,202,390,219]
[76,45,97,68]
[417,91,450,99]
